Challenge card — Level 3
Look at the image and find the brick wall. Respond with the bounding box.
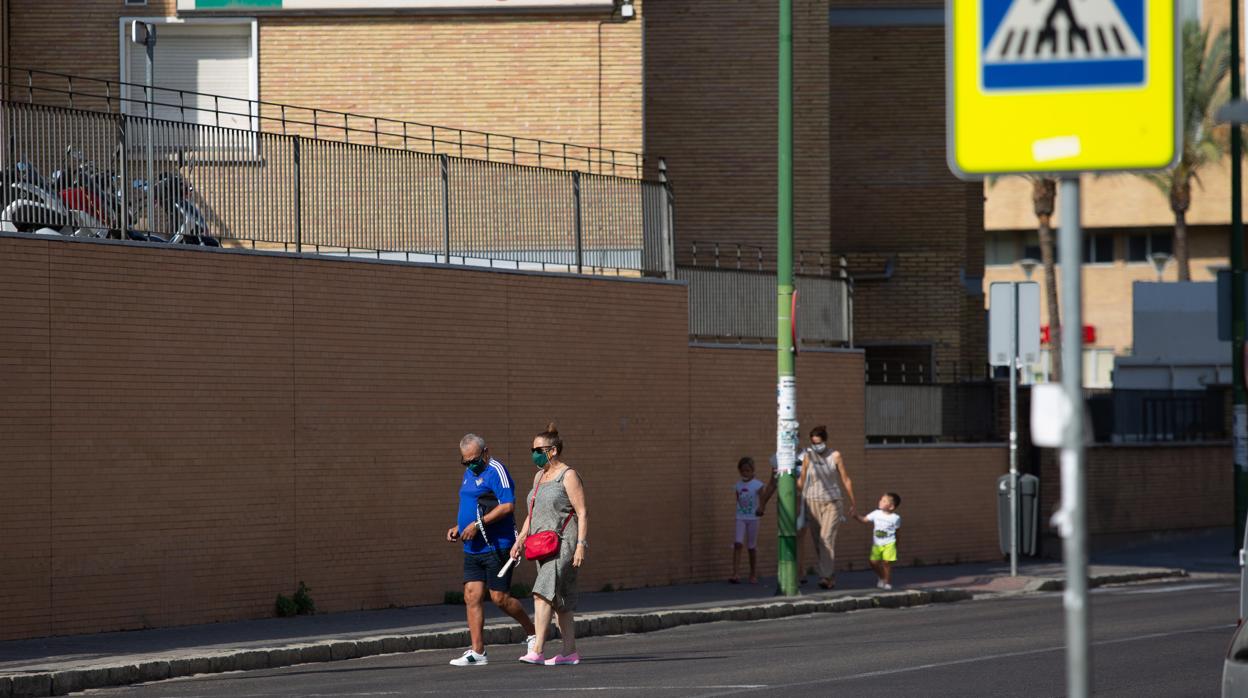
[0,235,1013,641]
[7,1,644,153]
[1039,444,1233,537]
[0,235,689,640]
[862,445,1008,567]
[687,346,866,580]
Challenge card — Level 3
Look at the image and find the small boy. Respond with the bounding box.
[731,457,769,584]
[855,492,901,590]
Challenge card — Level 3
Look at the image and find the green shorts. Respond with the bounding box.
[870,542,897,562]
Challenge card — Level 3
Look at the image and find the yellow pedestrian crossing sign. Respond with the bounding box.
[947,0,1179,177]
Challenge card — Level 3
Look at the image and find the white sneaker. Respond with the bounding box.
[876,580,886,589]
[882,583,893,591]
[450,649,488,666]
[525,634,538,654]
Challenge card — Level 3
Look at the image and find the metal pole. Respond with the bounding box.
[1009,282,1019,578]
[145,28,155,237]
[572,170,584,274]
[1058,177,1089,698]
[1232,0,1248,550]
[293,138,302,254]
[439,154,451,264]
[775,0,799,597]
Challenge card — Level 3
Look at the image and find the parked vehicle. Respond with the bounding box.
[1222,522,1248,697]
[0,159,76,236]
[127,172,219,247]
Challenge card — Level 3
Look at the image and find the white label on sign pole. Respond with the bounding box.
[989,281,1040,367]
[1017,282,1041,364]
[989,282,1015,367]
[1031,384,1072,448]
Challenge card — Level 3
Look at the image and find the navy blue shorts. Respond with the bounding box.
[463,551,512,593]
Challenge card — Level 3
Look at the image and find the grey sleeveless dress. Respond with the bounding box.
[529,467,578,612]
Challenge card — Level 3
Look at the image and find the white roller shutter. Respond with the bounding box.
[124,22,253,131]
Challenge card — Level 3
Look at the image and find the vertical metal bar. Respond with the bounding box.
[1009,282,1019,578]
[294,137,301,254]
[440,153,451,263]
[1058,177,1088,698]
[572,170,583,274]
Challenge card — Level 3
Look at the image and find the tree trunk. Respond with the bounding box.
[1037,213,1062,382]
[1174,209,1191,281]
[1172,179,1191,281]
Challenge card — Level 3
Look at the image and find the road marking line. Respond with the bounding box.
[701,623,1237,696]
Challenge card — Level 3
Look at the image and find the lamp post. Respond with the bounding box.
[1149,252,1173,282]
[1019,257,1040,281]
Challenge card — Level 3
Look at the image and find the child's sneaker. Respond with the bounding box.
[882,583,893,590]
[518,651,545,664]
[876,580,886,589]
[449,649,488,666]
[544,652,581,666]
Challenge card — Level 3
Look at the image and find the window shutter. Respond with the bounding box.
[125,23,252,130]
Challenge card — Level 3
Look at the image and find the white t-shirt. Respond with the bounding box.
[865,509,901,545]
[735,479,765,521]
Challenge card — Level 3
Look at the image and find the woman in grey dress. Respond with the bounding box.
[511,423,588,666]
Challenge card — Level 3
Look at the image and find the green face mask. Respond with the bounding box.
[531,450,549,467]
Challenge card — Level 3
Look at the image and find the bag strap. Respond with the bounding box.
[530,468,576,535]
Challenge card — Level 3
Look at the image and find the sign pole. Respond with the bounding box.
[1009,283,1019,578]
[775,0,799,597]
[1058,176,1089,698]
[1232,0,1248,552]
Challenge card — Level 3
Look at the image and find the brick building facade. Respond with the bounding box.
[4,0,986,370]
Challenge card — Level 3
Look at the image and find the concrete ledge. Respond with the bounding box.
[1,570,1177,697]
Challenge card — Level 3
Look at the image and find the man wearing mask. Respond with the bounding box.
[445,433,537,666]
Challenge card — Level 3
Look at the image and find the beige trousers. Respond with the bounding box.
[805,498,843,579]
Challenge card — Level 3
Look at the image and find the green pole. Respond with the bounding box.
[776,0,799,596]
[1232,0,1248,549]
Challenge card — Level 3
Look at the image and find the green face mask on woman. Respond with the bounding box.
[531,450,549,467]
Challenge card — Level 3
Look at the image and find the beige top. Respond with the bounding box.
[802,446,842,502]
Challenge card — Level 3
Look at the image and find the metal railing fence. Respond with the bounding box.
[0,99,674,276]
[2,65,644,178]
[677,265,851,345]
[865,381,1000,443]
[1086,389,1227,443]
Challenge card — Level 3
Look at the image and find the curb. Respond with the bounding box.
[0,588,970,697]
[1025,567,1188,593]
[0,568,1188,698]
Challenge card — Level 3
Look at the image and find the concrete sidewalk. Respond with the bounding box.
[0,558,1190,698]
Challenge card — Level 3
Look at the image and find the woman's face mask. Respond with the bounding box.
[812,442,827,454]
[531,448,549,467]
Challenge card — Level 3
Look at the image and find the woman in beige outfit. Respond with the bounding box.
[797,425,856,589]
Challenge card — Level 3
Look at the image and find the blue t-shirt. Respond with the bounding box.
[456,458,517,555]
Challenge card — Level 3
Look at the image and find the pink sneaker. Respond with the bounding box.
[518,651,545,664]
[544,652,581,666]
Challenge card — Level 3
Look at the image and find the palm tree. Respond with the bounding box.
[989,176,1062,381]
[1133,21,1230,281]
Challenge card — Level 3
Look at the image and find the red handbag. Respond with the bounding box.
[523,474,575,562]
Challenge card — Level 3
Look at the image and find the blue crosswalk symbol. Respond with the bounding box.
[981,0,1147,91]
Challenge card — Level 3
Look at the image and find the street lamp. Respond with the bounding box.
[1149,252,1173,282]
[1018,257,1041,281]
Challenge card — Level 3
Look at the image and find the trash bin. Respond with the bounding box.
[997,473,1039,557]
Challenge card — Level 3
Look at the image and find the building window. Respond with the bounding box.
[120,19,258,146]
[1021,232,1041,263]
[1084,233,1114,264]
[1180,0,1201,23]
[1127,231,1174,262]
[986,232,1017,266]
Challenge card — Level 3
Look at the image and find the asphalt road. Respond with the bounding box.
[88,578,1238,697]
